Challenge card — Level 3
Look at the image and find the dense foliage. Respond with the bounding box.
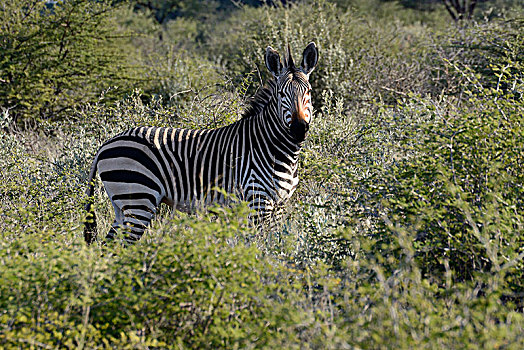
[0,0,142,126]
[1,0,523,348]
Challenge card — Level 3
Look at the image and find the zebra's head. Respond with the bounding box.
[265,42,318,142]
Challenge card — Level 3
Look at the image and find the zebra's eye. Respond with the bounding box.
[284,110,292,126]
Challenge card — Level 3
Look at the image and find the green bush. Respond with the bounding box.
[207,0,442,108]
[0,202,311,348]
[112,5,227,107]
[432,18,524,96]
[0,0,137,126]
[350,44,523,305]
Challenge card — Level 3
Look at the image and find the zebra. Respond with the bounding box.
[84,42,319,244]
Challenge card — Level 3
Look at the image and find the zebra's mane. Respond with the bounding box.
[242,79,277,119]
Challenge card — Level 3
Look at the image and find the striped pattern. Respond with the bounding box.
[84,42,318,244]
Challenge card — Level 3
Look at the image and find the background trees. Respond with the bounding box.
[0,1,141,126]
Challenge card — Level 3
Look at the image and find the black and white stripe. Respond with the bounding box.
[84,42,319,244]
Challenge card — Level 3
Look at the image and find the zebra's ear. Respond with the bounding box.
[265,46,283,78]
[301,42,318,76]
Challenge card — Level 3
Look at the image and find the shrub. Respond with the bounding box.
[432,18,524,96]
[351,46,523,305]
[0,0,137,126]
[0,202,309,348]
[207,0,442,109]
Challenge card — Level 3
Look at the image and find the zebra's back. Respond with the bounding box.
[96,125,249,214]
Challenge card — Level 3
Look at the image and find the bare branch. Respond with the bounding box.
[450,0,461,12]
[443,0,458,21]
[443,0,477,21]
[468,0,478,19]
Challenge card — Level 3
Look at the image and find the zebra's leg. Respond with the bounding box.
[269,205,285,230]
[247,196,288,247]
[248,195,277,237]
[105,201,157,244]
[248,196,272,228]
[267,205,287,245]
[105,202,124,242]
[121,206,156,244]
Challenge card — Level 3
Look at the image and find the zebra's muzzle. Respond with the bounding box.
[290,117,309,142]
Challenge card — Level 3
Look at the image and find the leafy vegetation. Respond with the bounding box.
[1,0,523,348]
[0,0,142,126]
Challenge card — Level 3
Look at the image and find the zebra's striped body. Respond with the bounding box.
[84,42,319,244]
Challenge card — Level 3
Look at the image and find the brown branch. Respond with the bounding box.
[443,0,458,21]
[443,0,477,21]
[468,0,478,19]
[450,0,460,11]
[458,0,466,14]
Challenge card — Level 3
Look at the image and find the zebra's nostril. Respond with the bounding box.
[290,118,309,142]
